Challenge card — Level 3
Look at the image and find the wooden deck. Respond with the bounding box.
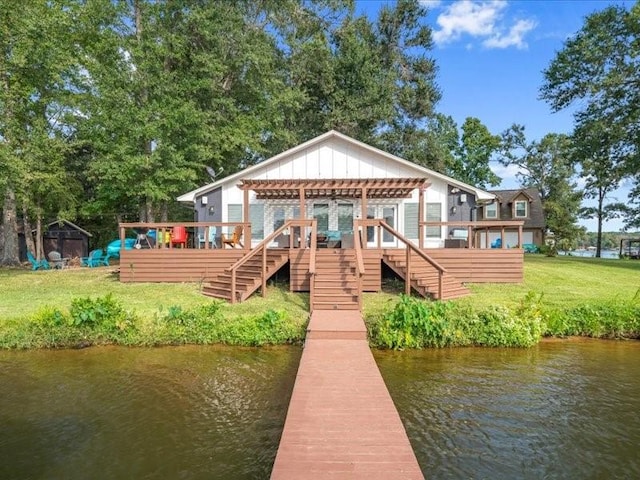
[270,310,424,479]
[119,247,523,285]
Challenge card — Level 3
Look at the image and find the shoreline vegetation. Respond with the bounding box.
[1,256,639,350]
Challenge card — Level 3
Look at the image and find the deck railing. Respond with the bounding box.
[353,228,366,310]
[419,220,525,249]
[357,219,447,298]
[118,222,252,250]
[226,219,317,303]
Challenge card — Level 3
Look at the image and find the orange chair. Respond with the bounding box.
[221,225,244,248]
[171,225,188,248]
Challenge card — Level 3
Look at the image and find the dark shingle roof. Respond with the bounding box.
[489,188,545,229]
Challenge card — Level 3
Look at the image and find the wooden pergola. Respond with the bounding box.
[237,177,430,233]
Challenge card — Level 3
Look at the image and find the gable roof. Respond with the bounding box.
[177,130,495,203]
[490,188,545,228]
[41,220,92,237]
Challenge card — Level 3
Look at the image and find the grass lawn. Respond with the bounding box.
[461,255,640,309]
[0,266,309,324]
[1,254,638,349]
[2,255,639,322]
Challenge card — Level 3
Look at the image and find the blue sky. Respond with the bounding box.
[356,0,636,232]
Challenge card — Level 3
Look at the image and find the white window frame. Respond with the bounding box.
[485,202,498,219]
[514,200,528,218]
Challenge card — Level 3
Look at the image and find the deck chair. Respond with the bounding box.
[221,225,244,248]
[198,226,217,248]
[47,251,69,269]
[27,251,50,270]
[81,248,106,267]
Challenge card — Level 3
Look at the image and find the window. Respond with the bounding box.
[313,204,329,231]
[273,207,285,232]
[337,204,353,232]
[228,204,242,223]
[249,204,264,239]
[404,203,418,239]
[426,203,441,238]
[514,200,527,218]
[485,202,498,219]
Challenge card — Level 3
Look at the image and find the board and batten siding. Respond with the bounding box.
[218,137,451,247]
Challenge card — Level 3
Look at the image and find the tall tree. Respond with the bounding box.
[573,117,627,256]
[501,126,583,251]
[0,0,82,265]
[78,0,301,222]
[540,3,640,231]
[450,117,501,188]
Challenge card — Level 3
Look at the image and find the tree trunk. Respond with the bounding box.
[35,212,43,260]
[1,188,21,266]
[595,188,604,258]
[22,204,36,259]
[160,202,168,222]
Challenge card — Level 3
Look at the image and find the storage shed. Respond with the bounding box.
[41,220,92,259]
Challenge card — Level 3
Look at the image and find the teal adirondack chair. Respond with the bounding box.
[27,251,50,270]
[81,249,106,267]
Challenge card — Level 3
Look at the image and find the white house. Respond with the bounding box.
[178,130,496,248]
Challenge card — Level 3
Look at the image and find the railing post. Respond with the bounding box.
[262,246,267,298]
[405,247,411,296]
[230,270,236,304]
[438,271,443,300]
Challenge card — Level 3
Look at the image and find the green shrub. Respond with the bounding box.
[30,306,69,327]
[368,293,544,349]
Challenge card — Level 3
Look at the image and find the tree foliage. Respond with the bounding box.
[501,126,583,251]
[540,3,640,236]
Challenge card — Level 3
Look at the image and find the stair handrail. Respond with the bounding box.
[226,219,316,303]
[353,225,366,310]
[376,220,447,299]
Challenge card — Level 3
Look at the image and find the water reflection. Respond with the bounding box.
[0,346,301,480]
[375,340,640,479]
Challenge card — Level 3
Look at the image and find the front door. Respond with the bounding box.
[366,205,397,247]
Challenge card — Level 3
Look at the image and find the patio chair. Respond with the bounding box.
[27,251,50,270]
[221,225,244,248]
[47,251,69,269]
[198,226,217,248]
[171,225,188,248]
[81,248,106,267]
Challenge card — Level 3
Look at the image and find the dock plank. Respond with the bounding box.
[271,312,424,480]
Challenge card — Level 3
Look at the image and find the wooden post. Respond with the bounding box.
[418,187,424,249]
[405,247,411,296]
[518,224,523,248]
[262,246,267,298]
[501,226,505,249]
[299,187,306,248]
[230,270,236,304]
[467,226,472,248]
[243,189,250,251]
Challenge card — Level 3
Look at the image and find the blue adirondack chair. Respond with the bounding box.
[104,238,136,265]
[27,251,50,270]
[81,248,106,267]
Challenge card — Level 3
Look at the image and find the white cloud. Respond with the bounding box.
[432,0,536,49]
[490,161,525,188]
[420,0,443,8]
[483,18,537,49]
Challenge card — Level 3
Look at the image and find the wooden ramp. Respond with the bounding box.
[271,311,424,479]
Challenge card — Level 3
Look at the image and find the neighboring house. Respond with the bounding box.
[177,130,496,248]
[478,188,545,248]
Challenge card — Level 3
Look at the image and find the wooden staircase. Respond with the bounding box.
[311,249,360,311]
[383,251,470,300]
[202,250,289,302]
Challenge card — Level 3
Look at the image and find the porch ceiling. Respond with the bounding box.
[238,178,429,200]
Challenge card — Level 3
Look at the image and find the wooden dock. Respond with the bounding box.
[270,310,424,479]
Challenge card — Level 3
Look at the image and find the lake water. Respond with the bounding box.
[1,341,639,479]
